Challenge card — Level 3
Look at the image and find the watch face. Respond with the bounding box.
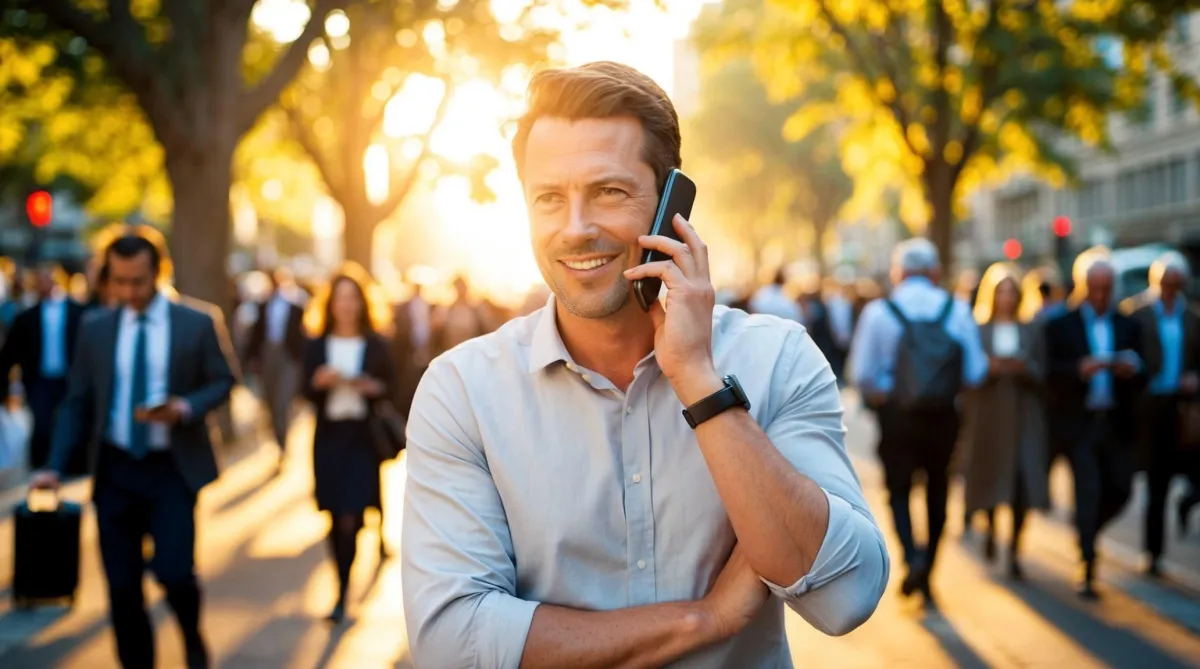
[725,374,749,405]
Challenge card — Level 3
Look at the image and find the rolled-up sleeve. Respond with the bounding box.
[401,358,539,668]
[760,329,890,636]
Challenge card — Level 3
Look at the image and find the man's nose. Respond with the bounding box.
[562,197,598,240]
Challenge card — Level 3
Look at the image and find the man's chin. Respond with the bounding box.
[555,286,630,320]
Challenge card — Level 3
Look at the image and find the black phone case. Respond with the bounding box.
[635,170,697,311]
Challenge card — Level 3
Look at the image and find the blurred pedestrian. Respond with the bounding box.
[402,61,887,668]
[243,268,306,470]
[1043,256,1145,598]
[961,263,1050,579]
[0,263,85,471]
[301,264,395,624]
[431,274,487,356]
[390,277,433,419]
[30,233,237,668]
[1126,252,1200,575]
[749,268,802,321]
[849,238,988,608]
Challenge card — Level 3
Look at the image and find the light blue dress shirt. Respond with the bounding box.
[1080,303,1117,410]
[39,296,68,378]
[401,299,889,669]
[107,293,172,450]
[847,277,989,395]
[1149,300,1185,396]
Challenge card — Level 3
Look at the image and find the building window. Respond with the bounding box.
[1169,157,1187,203]
[997,190,1039,237]
[1077,179,1104,218]
[1118,170,1136,212]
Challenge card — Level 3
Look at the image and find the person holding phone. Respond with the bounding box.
[960,263,1050,579]
[1044,255,1145,598]
[29,233,237,669]
[401,61,888,669]
[300,264,394,624]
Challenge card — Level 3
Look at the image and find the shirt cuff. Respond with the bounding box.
[758,489,863,599]
[174,399,193,422]
[473,592,540,669]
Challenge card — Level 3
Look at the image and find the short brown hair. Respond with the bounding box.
[512,61,681,190]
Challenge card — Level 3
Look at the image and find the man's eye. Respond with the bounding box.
[597,187,626,198]
[535,193,561,205]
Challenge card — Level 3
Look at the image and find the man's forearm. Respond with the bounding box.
[519,601,716,669]
[676,373,828,586]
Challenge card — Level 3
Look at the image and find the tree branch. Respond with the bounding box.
[371,79,454,222]
[815,0,920,157]
[284,105,344,203]
[237,0,349,134]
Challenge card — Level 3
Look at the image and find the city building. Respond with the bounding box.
[966,15,1200,270]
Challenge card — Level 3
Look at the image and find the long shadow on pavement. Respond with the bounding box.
[918,612,990,669]
[1004,579,1193,668]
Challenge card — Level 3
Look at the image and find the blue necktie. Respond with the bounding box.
[129,314,150,459]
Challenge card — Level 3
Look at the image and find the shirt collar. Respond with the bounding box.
[528,294,574,374]
[1080,301,1112,323]
[1157,297,1185,319]
[124,291,169,324]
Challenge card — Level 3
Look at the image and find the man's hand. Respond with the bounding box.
[1079,357,1107,380]
[29,469,61,491]
[622,214,719,405]
[138,397,189,425]
[312,365,341,390]
[699,544,770,643]
[1113,361,1138,379]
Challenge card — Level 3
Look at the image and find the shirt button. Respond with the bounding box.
[637,560,647,570]
[580,373,590,382]
[626,406,633,414]
[566,362,576,371]
[632,473,642,483]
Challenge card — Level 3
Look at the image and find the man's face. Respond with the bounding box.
[522,116,659,319]
[1160,268,1186,300]
[34,268,56,297]
[1086,267,1115,313]
[107,251,157,311]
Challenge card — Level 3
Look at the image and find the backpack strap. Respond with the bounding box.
[935,295,956,324]
[884,299,910,328]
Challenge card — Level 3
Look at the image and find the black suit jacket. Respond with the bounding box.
[245,294,306,364]
[0,299,84,402]
[48,297,239,494]
[1044,307,1146,442]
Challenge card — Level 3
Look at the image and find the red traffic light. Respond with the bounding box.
[1052,215,1071,238]
[26,190,52,227]
[1003,238,1023,260]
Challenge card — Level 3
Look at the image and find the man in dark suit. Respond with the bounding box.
[391,279,433,418]
[1126,253,1200,575]
[0,262,85,470]
[31,234,237,669]
[242,268,305,464]
[1044,257,1146,598]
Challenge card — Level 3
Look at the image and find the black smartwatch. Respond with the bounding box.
[682,375,751,429]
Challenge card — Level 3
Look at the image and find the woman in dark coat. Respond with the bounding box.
[961,263,1050,578]
[301,264,395,623]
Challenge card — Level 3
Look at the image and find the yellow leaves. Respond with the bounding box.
[943,140,964,165]
[961,85,982,123]
[1070,0,1122,22]
[864,4,890,32]
[876,78,896,103]
[906,123,931,156]
[998,8,1028,33]
[783,104,837,141]
[943,67,963,95]
[1066,99,1104,145]
[45,110,86,142]
[1003,89,1024,109]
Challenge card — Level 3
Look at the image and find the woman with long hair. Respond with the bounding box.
[961,263,1051,578]
[301,263,395,623]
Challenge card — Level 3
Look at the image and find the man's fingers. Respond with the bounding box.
[624,260,686,289]
[672,214,709,277]
[637,234,696,275]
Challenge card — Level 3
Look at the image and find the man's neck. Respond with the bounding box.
[555,299,655,391]
[1161,291,1179,311]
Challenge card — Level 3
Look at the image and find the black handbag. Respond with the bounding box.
[368,401,407,461]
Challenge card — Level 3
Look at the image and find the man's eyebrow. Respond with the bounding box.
[527,173,640,192]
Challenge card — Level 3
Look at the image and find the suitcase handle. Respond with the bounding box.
[26,488,60,513]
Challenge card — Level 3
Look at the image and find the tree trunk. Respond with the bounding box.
[924,160,957,278]
[342,210,375,271]
[812,217,829,280]
[166,146,235,316]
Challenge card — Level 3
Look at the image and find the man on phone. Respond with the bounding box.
[401,61,888,669]
[30,233,237,668]
[1044,256,1145,598]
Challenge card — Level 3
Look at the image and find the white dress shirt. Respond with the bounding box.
[848,277,989,394]
[39,294,68,378]
[826,294,854,349]
[108,293,172,450]
[402,298,889,669]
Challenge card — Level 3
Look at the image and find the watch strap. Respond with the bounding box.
[682,375,750,429]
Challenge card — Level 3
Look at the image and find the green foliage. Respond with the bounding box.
[700,0,1200,266]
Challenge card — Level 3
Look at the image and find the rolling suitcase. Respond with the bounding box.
[12,491,81,608]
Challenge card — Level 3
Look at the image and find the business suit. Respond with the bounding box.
[243,294,305,452]
[1044,307,1146,573]
[0,297,84,470]
[49,294,237,669]
[1131,298,1200,561]
[391,296,431,418]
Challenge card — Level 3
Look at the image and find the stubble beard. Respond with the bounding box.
[550,271,631,320]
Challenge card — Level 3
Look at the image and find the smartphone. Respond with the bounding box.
[634,169,697,312]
